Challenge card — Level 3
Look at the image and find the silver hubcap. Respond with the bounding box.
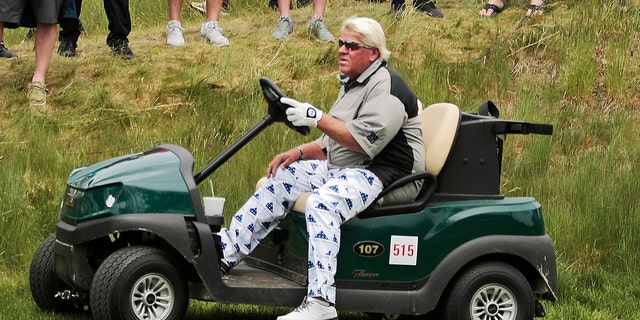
[130,273,174,320]
[470,284,517,320]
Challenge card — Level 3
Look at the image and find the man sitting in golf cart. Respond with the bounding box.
[216,16,425,320]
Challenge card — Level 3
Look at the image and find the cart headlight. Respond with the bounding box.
[63,187,84,211]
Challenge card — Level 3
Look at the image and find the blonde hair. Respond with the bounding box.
[341,16,391,60]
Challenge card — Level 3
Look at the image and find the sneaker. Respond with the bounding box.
[27,81,48,106]
[111,43,135,60]
[201,21,230,47]
[414,0,444,18]
[272,16,294,39]
[167,20,186,46]
[190,1,206,14]
[277,297,338,320]
[191,0,229,15]
[57,40,77,57]
[0,41,17,58]
[308,18,335,42]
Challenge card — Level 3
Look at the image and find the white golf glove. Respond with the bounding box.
[282,97,323,127]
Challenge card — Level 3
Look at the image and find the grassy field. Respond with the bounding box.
[1,0,640,318]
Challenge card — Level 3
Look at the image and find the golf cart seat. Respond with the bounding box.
[358,102,461,217]
[256,102,461,217]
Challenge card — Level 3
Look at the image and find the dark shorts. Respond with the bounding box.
[0,0,63,28]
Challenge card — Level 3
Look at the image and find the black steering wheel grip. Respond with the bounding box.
[260,77,310,136]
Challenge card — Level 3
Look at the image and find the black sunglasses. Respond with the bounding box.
[338,38,373,51]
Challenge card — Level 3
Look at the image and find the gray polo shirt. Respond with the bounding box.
[317,60,425,188]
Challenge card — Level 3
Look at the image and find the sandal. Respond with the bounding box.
[526,3,544,16]
[480,3,504,17]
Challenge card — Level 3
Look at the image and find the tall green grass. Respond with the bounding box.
[1,0,640,318]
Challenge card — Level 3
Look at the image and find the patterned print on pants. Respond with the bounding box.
[218,160,329,268]
[305,168,382,303]
[217,160,383,305]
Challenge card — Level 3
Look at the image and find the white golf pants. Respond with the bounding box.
[218,159,383,304]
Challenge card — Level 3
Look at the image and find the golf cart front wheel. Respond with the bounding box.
[90,246,188,320]
[29,234,83,312]
[440,261,534,320]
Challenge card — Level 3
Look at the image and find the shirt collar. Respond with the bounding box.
[339,59,385,90]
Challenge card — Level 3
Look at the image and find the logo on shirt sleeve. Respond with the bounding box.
[366,132,378,144]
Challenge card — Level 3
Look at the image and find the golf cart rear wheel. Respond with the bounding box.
[29,234,82,312]
[90,246,188,320]
[440,261,534,320]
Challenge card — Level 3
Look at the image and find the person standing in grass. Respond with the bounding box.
[57,0,135,59]
[166,0,229,47]
[217,16,425,320]
[272,0,334,41]
[0,0,62,106]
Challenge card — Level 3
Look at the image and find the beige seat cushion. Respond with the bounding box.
[421,102,461,175]
[372,102,460,205]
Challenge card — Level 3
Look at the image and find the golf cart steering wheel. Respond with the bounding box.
[260,77,310,136]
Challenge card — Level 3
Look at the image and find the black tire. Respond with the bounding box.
[90,246,188,320]
[368,314,431,320]
[368,314,400,320]
[440,261,534,320]
[29,234,80,313]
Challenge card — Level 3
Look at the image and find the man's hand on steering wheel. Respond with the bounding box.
[282,97,323,127]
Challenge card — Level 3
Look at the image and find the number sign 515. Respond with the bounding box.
[389,235,418,266]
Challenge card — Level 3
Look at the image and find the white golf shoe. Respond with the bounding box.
[276,296,338,320]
